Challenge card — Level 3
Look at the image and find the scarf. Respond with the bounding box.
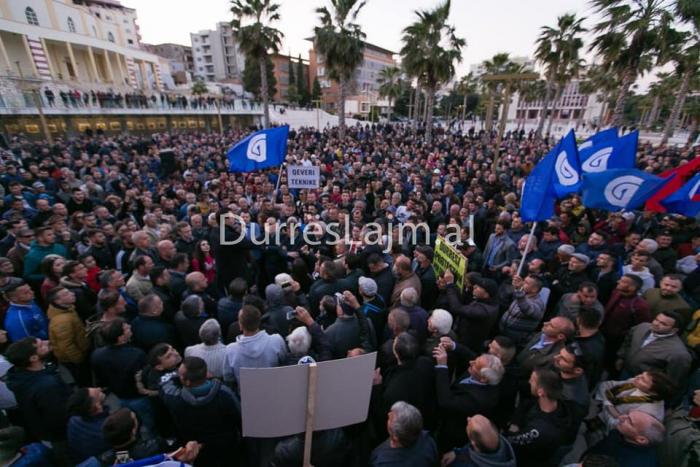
[605,382,660,406]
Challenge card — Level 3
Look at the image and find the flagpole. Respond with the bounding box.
[516,222,537,277]
[274,162,285,194]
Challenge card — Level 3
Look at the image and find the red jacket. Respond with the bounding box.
[600,290,651,340]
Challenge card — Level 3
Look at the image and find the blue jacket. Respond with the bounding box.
[67,412,110,464]
[4,301,48,342]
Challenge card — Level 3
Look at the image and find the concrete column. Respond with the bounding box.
[0,33,11,74]
[65,42,79,80]
[40,38,57,78]
[150,62,161,90]
[87,46,100,83]
[21,35,39,77]
[138,60,149,89]
[103,50,114,83]
[115,52,126,85]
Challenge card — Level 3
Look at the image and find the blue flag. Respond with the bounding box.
[661,172,700,217]
[581,169,672,212]
[580,129,638,174]
[578,127,617,153]
[551,130,582,198]
[520,146,558,222]
[227,126,289,173]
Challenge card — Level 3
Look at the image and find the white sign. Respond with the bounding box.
[287,165,320,189]
[240,352,376,437]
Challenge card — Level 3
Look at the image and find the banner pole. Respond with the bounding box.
[274,162,285,194]
[516,222,537,277]
[302,362,318,467]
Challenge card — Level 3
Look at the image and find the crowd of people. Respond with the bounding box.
[42,88,247,111]
[0,123,698,467]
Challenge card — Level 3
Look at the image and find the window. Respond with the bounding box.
[25,7,39,25]
[67,17,76,32]
[92,26,97,36]
[127,39,134,44]
[108,32,115,43]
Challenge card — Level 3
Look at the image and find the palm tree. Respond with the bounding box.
[643,72,673,129]
[534,13,587,137]
[191,80,208,96]
[377,66,402,122]
[660,1,699,145]
[231,0,283,129]
[517,79,547,130]
[546,56,585,136]
[590,0,677,128]
[400,0,465,144]
[314,0,367,139]
[480,53,513,134]
[497,61,526,139]
[456,72,479,126]
[685,95,700,146]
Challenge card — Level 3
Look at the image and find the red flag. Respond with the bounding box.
[645,156,700,212]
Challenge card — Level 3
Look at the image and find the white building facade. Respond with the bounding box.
[190,22,244,83]
[506,79,605,130]
[0,0,166,92]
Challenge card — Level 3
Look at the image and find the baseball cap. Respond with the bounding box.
[571,253,591,265]
[274,273,294,289]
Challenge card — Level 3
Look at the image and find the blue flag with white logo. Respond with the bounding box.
[551,129,582,198]
[227,126,289,173]
[581,169,672,212]
[660,172,700,217]
[520,143,558,222]
[578,127,617,153]
[580,129,637,174]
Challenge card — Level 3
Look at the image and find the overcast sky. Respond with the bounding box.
[121,0,660,90]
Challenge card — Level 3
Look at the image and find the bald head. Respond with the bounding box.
[157,240,175,260]
[393,255,412,279]
[467,415,500,453]
[185,271,208,292]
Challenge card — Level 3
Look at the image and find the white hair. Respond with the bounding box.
[286,326,312,356]
[399,287,419,307]
[429,309,453,335]
[479,354,505,386]
[639,239,659,254]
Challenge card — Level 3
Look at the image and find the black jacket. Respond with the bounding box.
[91,344,146,399]
[6,364,71,441]
[131,315,179,351]
[87,243,115,269]
[174,311,207,348]
[435,366,500,451]
[444,286,499,352]
[371,267,395,309]
[381,357,436,428]
[415,264,438,311]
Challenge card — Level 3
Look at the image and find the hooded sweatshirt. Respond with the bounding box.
[160,375,241,448]
[621,265,655,293]
[451,434,517,467]
[223,330,287,383]
[263,284,294,337]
